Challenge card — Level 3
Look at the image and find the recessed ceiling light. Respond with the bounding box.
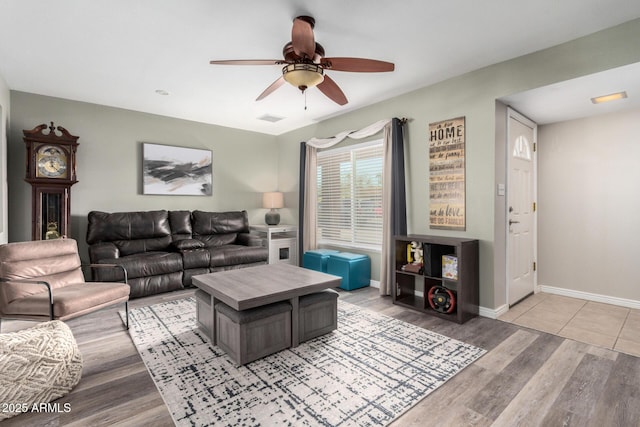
[590,91,627,104]
[155,89,170,96]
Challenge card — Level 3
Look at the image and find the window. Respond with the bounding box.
[316,140,383,248]
[512,135,532,160]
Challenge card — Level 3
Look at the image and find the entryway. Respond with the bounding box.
[498,292,640,357]
[506,108,537,306]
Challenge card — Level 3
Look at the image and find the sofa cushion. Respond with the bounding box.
[195,233,238,247]
[181,248,211,269]
[88,242,119,263]
[127,272,184,298]
[115,236,172,257]
[192,210,249,235]
[169,210,193,240]
[86,210,172,255]
[208,245,268,268]
[97,252,183,280]
[169,238,205,251]
[207,247,227,267]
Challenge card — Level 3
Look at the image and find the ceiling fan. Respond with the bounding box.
[209,16,395,106]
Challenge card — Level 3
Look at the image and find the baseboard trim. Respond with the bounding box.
[539,285,640,310]
[369,280,380,289]
[479,304,509,319]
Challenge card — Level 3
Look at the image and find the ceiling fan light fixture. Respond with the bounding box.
[282,63,324,91]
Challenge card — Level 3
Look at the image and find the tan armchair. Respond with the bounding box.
[0,238,130,332]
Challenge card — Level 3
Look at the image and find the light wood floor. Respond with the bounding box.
[2,287,639,426]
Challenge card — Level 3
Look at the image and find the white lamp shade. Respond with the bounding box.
[262,192,284,209]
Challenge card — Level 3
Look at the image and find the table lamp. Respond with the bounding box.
[263,192,284,225]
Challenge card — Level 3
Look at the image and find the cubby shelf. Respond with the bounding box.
[393,235,479,324]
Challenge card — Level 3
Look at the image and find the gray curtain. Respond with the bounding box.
[380,118,407,295]
[298,118,406,295]
[298,142,307,263]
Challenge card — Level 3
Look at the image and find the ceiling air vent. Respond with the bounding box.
[258,114,285,123]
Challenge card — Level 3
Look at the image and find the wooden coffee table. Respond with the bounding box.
[192,263,341,348]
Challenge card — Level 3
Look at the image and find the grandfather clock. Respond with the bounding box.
[23,122,79,240]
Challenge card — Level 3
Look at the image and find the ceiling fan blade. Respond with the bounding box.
[256,76,286,101]
[317,75,348,105]
[209,60,281,66]
[322,57,395,72]
[291,16,315,59]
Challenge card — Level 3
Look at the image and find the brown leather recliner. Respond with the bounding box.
[86,210,268,298]
[0,238,130,331]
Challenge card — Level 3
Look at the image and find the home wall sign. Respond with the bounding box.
[428,117,466,230]
[142,143,212,195]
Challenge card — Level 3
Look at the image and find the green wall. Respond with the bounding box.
[277,18,640,310]
[6,19,640,309]
[8,92,278,259]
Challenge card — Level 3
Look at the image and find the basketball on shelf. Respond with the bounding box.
[428,286,456,314]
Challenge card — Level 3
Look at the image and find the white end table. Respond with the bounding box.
[250,224,298,265]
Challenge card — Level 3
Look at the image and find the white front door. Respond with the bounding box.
[507,108,537,306]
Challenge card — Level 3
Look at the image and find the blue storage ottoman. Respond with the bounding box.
[327,252,371,291]
[303,249,339,272]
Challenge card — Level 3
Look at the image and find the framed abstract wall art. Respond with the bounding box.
[142,143,212,195]
[428,117,466,230]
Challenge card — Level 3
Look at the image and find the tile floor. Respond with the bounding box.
[498,292,640,358]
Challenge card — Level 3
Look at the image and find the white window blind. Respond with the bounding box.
[316,140,383,247]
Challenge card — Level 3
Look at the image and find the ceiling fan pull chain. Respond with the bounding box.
[304,90,308,110]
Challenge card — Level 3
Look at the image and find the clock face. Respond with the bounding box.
[36,145,68,178]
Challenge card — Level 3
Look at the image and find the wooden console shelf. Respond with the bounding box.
[393,235,479,324]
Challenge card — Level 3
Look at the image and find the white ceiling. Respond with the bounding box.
[1,1,639,135]
[500,62,640,124]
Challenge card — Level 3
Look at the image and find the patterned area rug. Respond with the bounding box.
[125,298,485,426]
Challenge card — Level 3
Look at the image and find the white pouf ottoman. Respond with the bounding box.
[0,321,83,420]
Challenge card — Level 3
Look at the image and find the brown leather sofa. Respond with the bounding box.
[86,210,267,298]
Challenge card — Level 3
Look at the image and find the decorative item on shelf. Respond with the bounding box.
[402,241,424,274]
[412,241,423,264]
[442,255,458,280]
[406,243,413,263]
[263,191,284,225]
[45,222,61,240]
[428,286,456,313]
